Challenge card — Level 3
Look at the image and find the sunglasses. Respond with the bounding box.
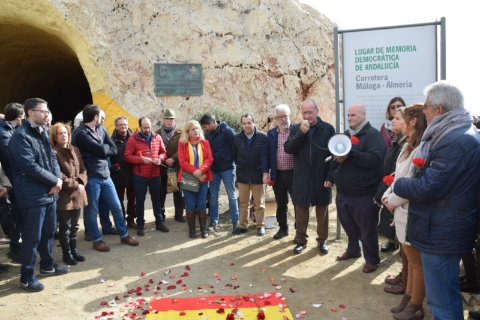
[390,104,403,110]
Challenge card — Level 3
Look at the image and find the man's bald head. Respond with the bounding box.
[347,104,367,129]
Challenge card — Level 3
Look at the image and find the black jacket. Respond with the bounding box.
[373,134,406,203]
[0,119,15,181]
[205,121,236,173]
[8,119,61,208]
[74,122,117,178]
[327,122,386,197]
[110,129,134,188]
[232,128,267,184]
[284,117,335,207]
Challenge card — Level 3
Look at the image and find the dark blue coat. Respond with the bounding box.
[261,124,293,184]
[8,119,61,208]
[284,118,335,207]
[204,121,235,173]
[74,122,117,179]
[394,125,480,255]
[232,128,267,184]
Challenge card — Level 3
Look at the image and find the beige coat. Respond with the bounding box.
[382,143,417,245]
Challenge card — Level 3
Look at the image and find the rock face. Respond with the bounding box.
[1,0,337,132]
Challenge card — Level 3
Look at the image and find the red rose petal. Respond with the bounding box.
[123,294,129,298]
[211,291,215,294]
[331,306,337,312]
[167,285,177,290]
[339,304,346,308]
[100,301,108,306]
[115,295,120,300]
[230,262,235,266]
[149,279,153,284]
[185,265,191,271]
[176,279,183,284]
[142,310,149,315]
[289,287,295,294]
[216,308,225,314]
[264,301,271,305]
[179,311,186,315]
[141,271,146,276]
[136,286,142,291]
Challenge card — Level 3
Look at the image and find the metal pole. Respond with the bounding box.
[334,27,342,240]
[440,17,447,80]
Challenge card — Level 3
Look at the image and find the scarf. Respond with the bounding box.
[160,124,176,145]
[410,107,473,177]
[384,119,393,132]
[188,139,203,168]
[348,118,369,136]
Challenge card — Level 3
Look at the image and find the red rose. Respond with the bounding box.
[383,175,394,187]
[136,151,143,156]
[412,158,426,168]
[114,163,120,167]
[226,314,235,320]
[351,136,359,145]
[257,310,266,320]
[267,180,274,186]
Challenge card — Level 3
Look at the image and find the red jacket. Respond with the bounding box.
[177,140,213,184]
[124,132,166,178]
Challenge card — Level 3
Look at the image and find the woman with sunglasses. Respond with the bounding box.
[381,97,406,152]
[383,104,428,320]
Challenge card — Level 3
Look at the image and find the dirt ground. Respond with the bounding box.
[0,192,475,320]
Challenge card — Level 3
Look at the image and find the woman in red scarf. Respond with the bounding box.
[178,120,213,239]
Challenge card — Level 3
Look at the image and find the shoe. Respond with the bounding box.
[391,294,411,313]
[392,302,424,320]
[198,210,209,238]
[102,228,119,235]
[336,252,362,261]
[257,227,266,236]
[208,221,217,231]
[469,310,480,320]
[381,241,396,252]
[232,222,239,231]
[385,272,403,285]
[319,242,329,254]
[61,242,78,266]
[362,263,378,273]
[156,223,169,233]
[384,283,406,295]
[40,263,70,276]
[293,243,307,254]
[174,216,186,223]
[293,237,299,244]
[127,222,138,229]
[232,227,248,235]
[20,276,45,292]
[121,236,139,246]
[93,241,110,252]
[273,229,288,239]
[137,228,145,236]
[84,232,92,242]
[70,239,85,262]
[186,210,197,238]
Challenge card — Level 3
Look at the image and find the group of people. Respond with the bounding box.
[0,81,479,320]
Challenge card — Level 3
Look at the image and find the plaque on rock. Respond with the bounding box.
[154,63,203,96]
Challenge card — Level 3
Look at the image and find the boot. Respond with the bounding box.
[186,211,196,238]
[392,302,424,320]
[199,210,208,238]
[70,239,85,262]
[61,241,78,265]
[390,294,411,313]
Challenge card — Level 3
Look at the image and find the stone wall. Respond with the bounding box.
[2,0,337,133]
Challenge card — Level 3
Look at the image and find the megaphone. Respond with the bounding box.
[327,134,352,157]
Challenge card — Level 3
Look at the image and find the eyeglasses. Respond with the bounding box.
[390,104,403,110]
[275,115,290,120]
[32,109,50,115]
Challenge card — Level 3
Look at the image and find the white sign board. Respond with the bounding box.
[343,25,437,131]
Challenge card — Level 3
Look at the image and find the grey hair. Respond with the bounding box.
[424,81,464,112]
[114,116,128,126]
[301,99,318,109]
[275,104,290,114]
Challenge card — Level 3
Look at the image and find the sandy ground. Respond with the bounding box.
[0,192,475,320]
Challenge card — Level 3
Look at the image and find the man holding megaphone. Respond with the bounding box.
[284,99,335,255]
[325,104,385,273]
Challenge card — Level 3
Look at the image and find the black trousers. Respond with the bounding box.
[57,209,81,245]
[272,170,294,230]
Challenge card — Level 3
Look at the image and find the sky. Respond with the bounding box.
[299,0,479,114]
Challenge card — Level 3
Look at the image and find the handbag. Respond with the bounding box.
[181,171,200,192]
[166,168,179,193]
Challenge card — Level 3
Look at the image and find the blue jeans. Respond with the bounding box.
[98,197,113,232]
[133,174,162,228]
[184,183,209,211]
[84,177,128,242]
[420,251,463,320]
[209,170,239,224]
[20,202,56,281]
